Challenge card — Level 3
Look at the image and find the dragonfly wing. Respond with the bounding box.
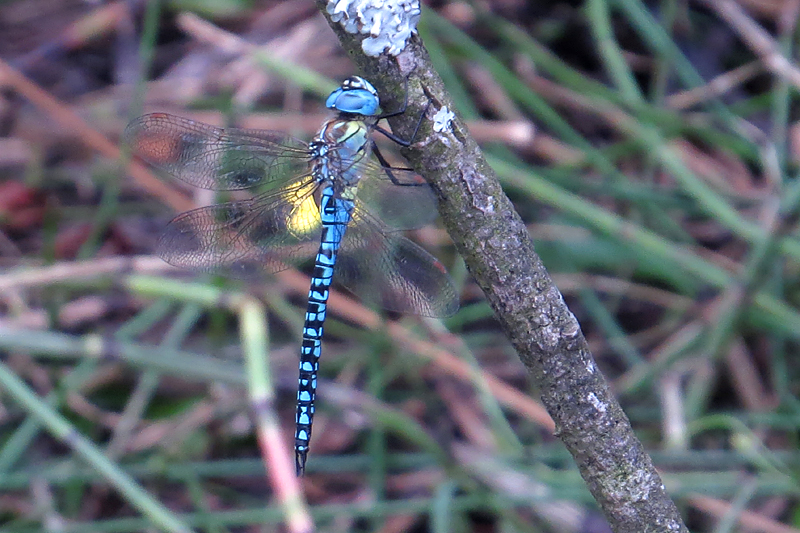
[125,113,311,191]
[157,177,322,278]
[352,159,441,230]
[335,210,459,317]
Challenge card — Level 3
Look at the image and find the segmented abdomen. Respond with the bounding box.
[294,185,354,475]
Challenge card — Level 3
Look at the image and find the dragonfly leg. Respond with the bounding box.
[371,144,426,186]
[374,99,431,147]
[375,78,432,147]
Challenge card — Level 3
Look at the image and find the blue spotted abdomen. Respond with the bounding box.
[294,185,354,475]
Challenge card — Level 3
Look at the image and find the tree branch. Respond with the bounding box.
[316,2,688,531]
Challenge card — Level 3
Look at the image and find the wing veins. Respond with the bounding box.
[198,177,320,270]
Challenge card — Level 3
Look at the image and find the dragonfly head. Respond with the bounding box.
[325,76,380,116]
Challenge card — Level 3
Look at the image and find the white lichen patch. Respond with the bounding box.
[327,0,421,56]
[432,106,455,132]
[587,392,607,414]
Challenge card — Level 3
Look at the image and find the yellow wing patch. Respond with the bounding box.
[284,178,321,236]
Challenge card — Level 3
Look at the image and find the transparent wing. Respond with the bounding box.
[134,113,457,315]
[353,158,440,231]
[335,207,459,318]
[157,176,322,278]
[125,113,312,191]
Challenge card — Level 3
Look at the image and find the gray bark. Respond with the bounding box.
[316,3,689,532]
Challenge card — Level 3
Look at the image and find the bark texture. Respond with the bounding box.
[316,4,689,532]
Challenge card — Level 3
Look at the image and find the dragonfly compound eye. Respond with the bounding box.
[325,77,380,116]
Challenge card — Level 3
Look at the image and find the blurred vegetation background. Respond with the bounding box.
[2,0,800,531]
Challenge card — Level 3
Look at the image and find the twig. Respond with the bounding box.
[689,493,800,533]
[0,59,193,213]
[666,61,762,110]
[698,0,800,91]
[314,2,688,532]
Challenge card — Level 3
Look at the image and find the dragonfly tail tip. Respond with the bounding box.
[296,451,307,476]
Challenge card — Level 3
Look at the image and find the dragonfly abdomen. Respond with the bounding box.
[295,185,355,475]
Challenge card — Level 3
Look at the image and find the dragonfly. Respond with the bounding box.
[125,76,459,475]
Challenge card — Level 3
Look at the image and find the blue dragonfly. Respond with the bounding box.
[125,77,459,475]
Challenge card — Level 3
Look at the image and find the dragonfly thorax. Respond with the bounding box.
[311,117,372,192]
